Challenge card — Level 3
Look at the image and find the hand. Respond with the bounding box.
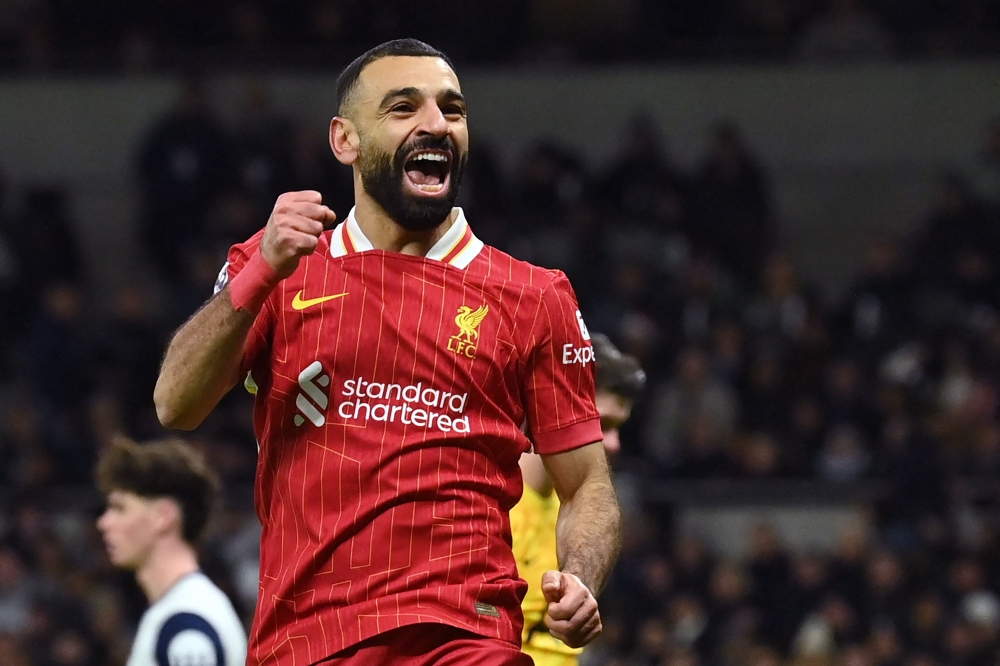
[260,191,337,278]
[541,570,602,648]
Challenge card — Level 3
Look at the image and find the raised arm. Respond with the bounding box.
[154,191,335,429]
[538,440,621,647]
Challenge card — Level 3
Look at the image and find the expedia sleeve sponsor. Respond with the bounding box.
[562,343,595,366]
[520,273,602,455]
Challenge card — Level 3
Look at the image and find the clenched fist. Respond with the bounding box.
[261,191,337,278]
[541,570,602,648]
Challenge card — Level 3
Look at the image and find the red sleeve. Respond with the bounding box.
[522,271,602,455]
[215,229,274,374]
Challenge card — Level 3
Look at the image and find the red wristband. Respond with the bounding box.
[228,250,281,313]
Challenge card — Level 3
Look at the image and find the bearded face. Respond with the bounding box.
[358,133,467,232]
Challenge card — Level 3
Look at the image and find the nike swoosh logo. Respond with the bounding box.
[291,290,348,311]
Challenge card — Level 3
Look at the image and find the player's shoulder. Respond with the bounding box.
[147,573,240,626]
[471,244,570,292]
[146,574,246,664]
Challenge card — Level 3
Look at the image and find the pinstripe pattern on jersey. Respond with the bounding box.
[223,214,601,665]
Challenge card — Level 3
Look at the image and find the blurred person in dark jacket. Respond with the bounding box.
[2,185,83,339]
[913,173,995,293]
[644,346,738,470]
[232,81,294,219]
[598,114,687,222]
[967,117,1000,212]
[837,236,916,363]
[136,75,234,281]
[692,122,773,281]
[0,545,34,635]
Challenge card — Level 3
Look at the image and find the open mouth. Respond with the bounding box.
[403,150,451,196]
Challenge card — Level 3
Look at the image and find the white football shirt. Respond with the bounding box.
[127,572,247,666]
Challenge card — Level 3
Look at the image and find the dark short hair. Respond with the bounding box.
[592,333,646,401]
[96,437,220,543]
[336,38,455,115]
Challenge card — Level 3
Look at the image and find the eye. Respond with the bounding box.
[443,104,466,118]
[391,103,415,114]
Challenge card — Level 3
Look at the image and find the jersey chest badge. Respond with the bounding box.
[447,304,489,358]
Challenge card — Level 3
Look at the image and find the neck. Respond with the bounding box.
[135,538,200,603]
[352,190,458,256]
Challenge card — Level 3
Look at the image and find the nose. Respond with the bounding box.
[603,429,621,456]
[416,101,449,136]
[96,511,110,533]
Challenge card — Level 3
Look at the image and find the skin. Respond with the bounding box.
[518,390,631,647]
[154,53,619,649]
[97,490,199,603]
[330,55,470,255]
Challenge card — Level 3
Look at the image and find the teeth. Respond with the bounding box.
[415,183,445,192]
[412,153,448,162]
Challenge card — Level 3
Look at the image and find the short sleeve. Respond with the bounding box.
[155,612,225,666]
[215,229,273,375]
[522,272,602,455]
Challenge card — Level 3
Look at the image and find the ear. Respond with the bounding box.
[153,498,183,536]
[330,116,360,166]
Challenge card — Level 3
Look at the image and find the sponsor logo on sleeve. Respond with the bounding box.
[562,343,595,366]
[575,310,591,341]
[214,262,230,295]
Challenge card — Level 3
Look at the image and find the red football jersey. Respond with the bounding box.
[220,208,602,665]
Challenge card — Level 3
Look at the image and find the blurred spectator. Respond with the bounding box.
[654,256,739,362]
[90,284,164,432]
[691,122,773,281]
[838,236,916,362]
[23,283,88,412]
[744,253,818,354]
[872,415,948,553]
[4,185,83,295]
[0,545,33,634]
[231,82,294,218]
[740,353,791,436]
[644,346,739,470]
[285,122,354,219]
[816,424,871,481]
[747,524,792,648]
[822,357,879,438]
[798,0,893,61]
[912,173,995,296]
[135,76,233,282]
[967,118,1000,211]
[599,114,686,222]
[516,140,588,228]
[0,168,25,354]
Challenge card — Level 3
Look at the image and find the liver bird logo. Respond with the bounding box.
[454,304,489,343]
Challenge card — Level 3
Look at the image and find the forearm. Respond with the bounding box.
[555,472,621,595]
[154,287,256,430]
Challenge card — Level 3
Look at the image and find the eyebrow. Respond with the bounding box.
[378,87,466,110]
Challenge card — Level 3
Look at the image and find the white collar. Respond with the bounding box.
[330,207,483,269]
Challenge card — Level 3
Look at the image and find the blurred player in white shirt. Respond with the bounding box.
[96,437,247,666]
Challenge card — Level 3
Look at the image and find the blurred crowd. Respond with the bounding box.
[1,0,1000,70]
[2,74,1000,664]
